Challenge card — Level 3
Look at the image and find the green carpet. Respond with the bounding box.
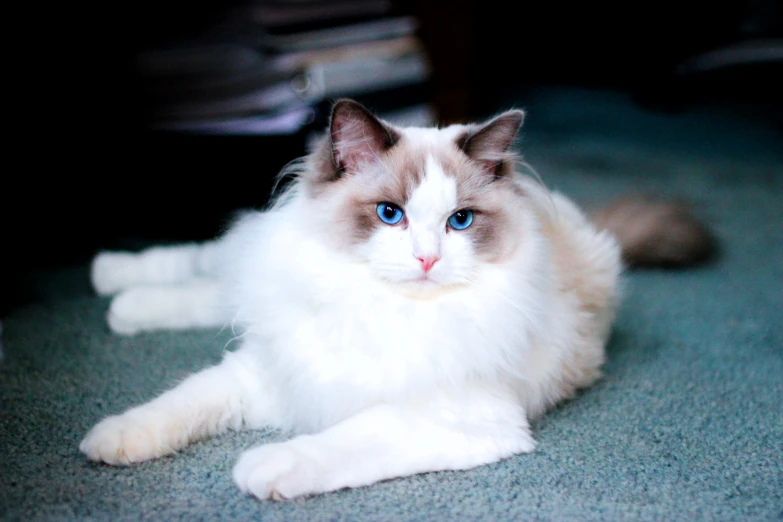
[2,88,782,521]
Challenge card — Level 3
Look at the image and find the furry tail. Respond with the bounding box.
[589,194,716,268]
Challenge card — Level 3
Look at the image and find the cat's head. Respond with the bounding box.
[302,99,530,294]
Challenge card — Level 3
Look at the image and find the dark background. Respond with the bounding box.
[5,0,782,315]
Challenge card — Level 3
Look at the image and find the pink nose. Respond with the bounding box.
[416,256,440,273]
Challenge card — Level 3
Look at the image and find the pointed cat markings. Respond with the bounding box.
[81,99,713,500]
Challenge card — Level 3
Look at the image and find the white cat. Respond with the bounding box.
[80,99,711,500]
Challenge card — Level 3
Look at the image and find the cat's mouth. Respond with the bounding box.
[392,271,462,298]
[373,264,465,296]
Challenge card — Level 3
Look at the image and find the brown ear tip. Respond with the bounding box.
[333,98,356,106]
[332,98,365,114]
[506,110,525,127]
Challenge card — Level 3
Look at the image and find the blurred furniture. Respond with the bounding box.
[132,1,435,135]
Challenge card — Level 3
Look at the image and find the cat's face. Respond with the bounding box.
[305,100,528,294]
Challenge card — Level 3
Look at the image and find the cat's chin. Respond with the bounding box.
[383,275,464,300]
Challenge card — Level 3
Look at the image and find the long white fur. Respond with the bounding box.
[81,122,622,500]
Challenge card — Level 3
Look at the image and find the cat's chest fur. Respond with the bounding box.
[221,205,551,430]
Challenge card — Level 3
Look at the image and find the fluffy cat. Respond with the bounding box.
[80,99,711,500]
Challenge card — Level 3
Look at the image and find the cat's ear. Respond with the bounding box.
[458,110,524,177]
[330,99,399,175]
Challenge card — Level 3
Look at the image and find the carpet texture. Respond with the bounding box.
[2,88,782,521]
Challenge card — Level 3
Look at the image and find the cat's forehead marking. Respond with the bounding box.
[405,155,457,223]
[388,126,472,198]
[381,127,462,205]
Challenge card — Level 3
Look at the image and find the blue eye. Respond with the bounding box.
[376,203,404,225]
[448,210,474,230]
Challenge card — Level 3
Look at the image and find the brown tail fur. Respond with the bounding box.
[589,194,717,268]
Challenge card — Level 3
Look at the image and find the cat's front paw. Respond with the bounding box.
[233,441,326,500]
[79,413,174,465]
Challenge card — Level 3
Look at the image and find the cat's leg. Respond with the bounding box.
[232,389,536,500]
[91,242,222,296]
[106,278,229,335]
[80,346,279,465]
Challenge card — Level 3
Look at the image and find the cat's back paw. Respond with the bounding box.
[105,287,153,335]
[106,283,225,335]
[91,252,140,296]
[106,286,178,335]
[79,412,174,465]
